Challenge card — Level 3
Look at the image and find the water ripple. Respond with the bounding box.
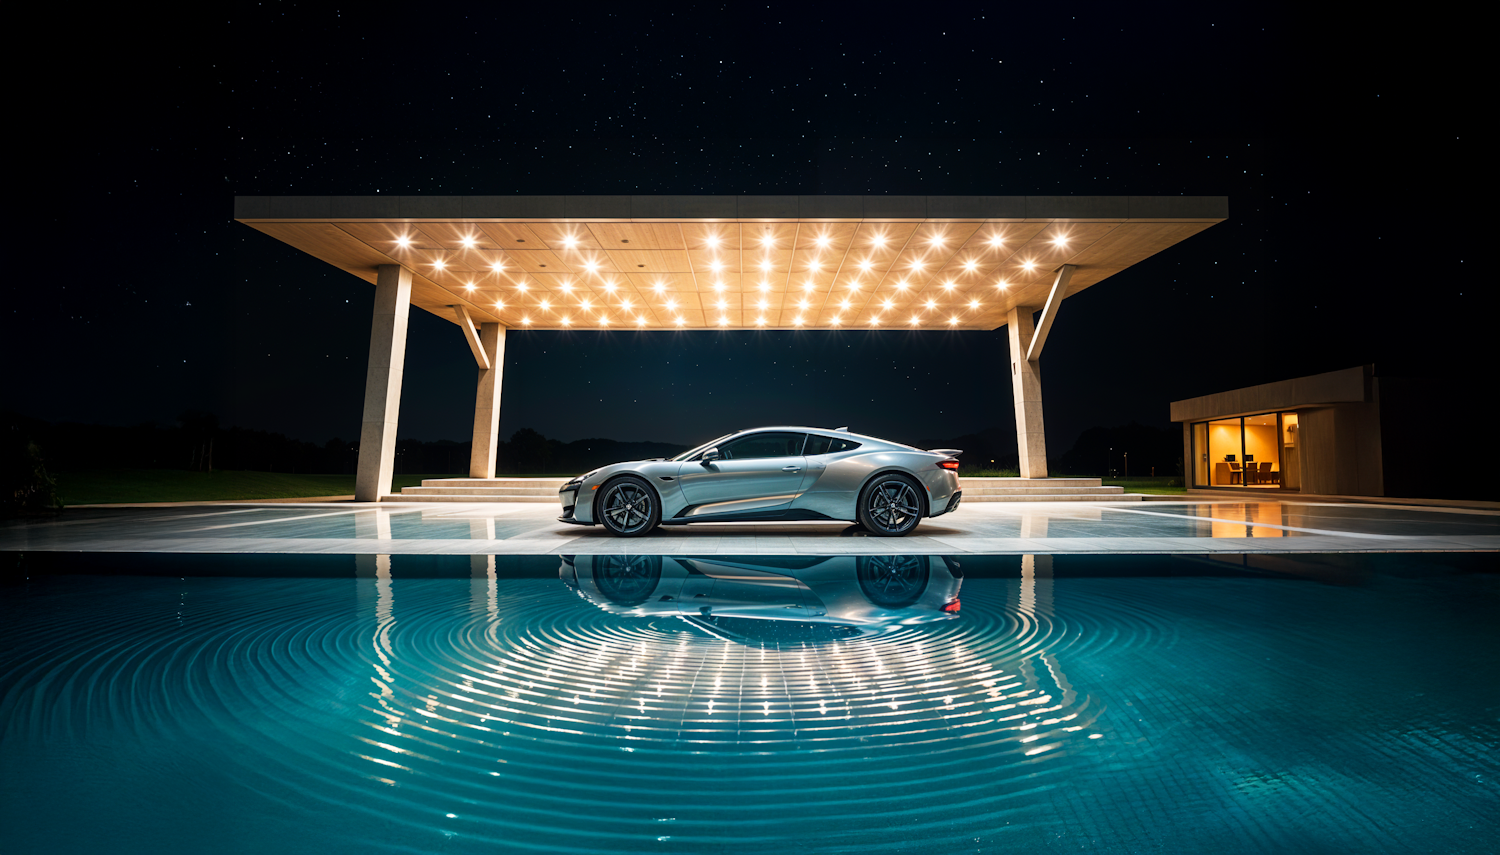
[0,572,1174,852]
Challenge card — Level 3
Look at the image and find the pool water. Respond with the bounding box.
[2,554,1496,853]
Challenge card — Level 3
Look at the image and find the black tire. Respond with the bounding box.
[596,475,661,537]
[590,554,663,605]
[856,555,930,607]
[857,473,925,537]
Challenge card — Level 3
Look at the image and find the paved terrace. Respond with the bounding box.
[3,500,1496,556]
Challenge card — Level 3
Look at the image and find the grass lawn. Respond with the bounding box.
[1102,478,1187,495]
[54,470,464,505]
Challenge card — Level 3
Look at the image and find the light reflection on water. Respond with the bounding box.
[2,552,1496,854]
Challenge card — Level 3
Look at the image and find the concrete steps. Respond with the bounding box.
[384,477,568,504]
[957,477,1141,502]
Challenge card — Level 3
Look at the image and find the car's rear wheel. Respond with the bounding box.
[597,476,661,537]
[857,474,924,536]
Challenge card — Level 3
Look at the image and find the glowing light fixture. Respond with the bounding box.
[706,235,721,247]
[895,279,909,290]
[653,282,667,294]
[396,235,411,248]
[559,282,574,294]
[561,316,571,326]
[516,282,529,292]
[858,260,873,272]
[636,316,647,327]
[563,236,578,248]
[989,235,1004,247]
[969,299,980,309]
[717,299,729,310]
[539,299,551,310]
[757,299,769,311]
[797,299,809,310]
[580,299,592,310]
[910,315,921,325]
[942,280,955,290]
[1023,260,1037,271]
[995,279,1009,290]
[925,299,937,310]
[759,260,772,272]
[584,261,599,273]
[756,316,766,326]
[461,236,476,248]
[494,300,505,309]
[621,299,633,310]
[710,261,724,272]
[964,260,978,272]
[719,315,729,326]
[1052,234,1068,246]
[674,316,685,327]
[830,315,842,326]
[665,298,678,310]
[490,262,505,272]
[464,282,475,291]
[871,234,887,247]
[432,259,446,270]
[839,299,851,310]
[815,235,830,248]
[948,316,960,326]
[882,299,894,310]
[522,316,532,326]
[759,282,771,293]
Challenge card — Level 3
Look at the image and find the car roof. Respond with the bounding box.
[728,426,920,451]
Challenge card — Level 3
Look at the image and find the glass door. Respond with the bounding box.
[1192,413,1295,489]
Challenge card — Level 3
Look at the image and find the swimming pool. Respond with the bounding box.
[2,553,1495,853]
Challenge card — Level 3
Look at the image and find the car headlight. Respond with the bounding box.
[564,469,600,490]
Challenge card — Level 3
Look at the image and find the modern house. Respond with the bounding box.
[1170,365,1475,500]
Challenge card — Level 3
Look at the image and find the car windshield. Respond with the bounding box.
[670,432,737,462]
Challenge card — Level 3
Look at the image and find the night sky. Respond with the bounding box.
[8,4,1486,452]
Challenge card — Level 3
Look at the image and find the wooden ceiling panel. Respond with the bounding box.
[476,223,549,247]
[605,248,692,273]
[524,223,603,249]
[587,223,686,249]
[505,249,575,273]
[251,223,395,271]
[679,223,741,250]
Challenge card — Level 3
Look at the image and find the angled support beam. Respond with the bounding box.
[1025,264,1075,364]
[468,324,507,478]
[1007,306,1048,478]
[355,264,413,502]
[452,305,490,370]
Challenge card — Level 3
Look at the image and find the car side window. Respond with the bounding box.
[719,432,807,460]
[805,435,861,455]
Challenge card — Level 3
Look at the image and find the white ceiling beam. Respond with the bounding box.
[451,305,490,370]
[1025,264,1075,363]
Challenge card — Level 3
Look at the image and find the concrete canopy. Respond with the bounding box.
[234,195,1226,331]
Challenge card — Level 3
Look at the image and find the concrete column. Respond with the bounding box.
[355,265,413,502]
[1007,306,1048,478]
[468,324,507,478]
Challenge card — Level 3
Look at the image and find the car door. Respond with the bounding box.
[675,431,808,516]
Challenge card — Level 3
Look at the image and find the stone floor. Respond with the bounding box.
[3,499,1496,556]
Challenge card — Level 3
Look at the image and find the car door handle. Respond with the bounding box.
[782,466,801,472]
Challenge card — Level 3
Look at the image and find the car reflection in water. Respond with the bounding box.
[560,554,963,644]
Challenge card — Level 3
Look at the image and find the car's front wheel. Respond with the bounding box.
[857,474,924,536]
[597,476,661,537]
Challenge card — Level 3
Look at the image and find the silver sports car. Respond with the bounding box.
[560,554,964,640]
[557,426,962,537]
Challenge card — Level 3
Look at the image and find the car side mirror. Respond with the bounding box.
[701,447,721,463]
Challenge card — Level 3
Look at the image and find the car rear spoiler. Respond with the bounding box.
[928,448,963,457]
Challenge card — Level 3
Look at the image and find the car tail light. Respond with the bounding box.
[937,459,960,470]
[942,598,961,613]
